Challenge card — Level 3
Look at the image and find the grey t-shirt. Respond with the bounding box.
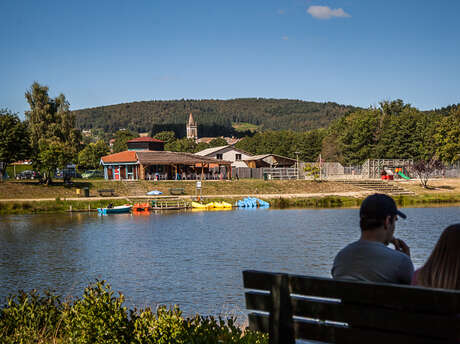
[331,240,414,284]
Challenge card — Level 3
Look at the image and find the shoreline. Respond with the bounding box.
[1,193,459,215]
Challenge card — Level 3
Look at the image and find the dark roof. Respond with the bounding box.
[136,151,231,165]
[127,137,164,143]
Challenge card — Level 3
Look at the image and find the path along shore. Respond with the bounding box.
[0,191,372,202]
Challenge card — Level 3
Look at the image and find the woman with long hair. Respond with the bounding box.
[413,224,460,290]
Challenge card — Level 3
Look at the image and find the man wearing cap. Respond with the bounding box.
[331,193,414,284]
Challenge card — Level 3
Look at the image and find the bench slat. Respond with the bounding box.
[249,313,447,344]
[248,312,269,333]
[294,320,447,344]
[291,296,458,339]
[243,270,274,289]
[289,274,460,314]
[245,291,271,312]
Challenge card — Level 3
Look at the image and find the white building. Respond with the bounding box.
[195,145,253,168]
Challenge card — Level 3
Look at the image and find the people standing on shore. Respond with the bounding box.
[331,193,414,284]
[412,224,460,290]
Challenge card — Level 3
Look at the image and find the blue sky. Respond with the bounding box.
[1,0,460,117]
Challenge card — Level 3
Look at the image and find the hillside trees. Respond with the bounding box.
[25,82,82,184]
[0,109,30,180]
[74,98,358,135]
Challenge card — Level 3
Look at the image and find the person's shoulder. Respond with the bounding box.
[337,240,361,252]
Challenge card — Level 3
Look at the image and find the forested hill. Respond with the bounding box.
[73,98,359,136]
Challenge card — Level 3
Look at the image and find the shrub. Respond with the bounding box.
[0,289,63,343]
[63,280,131,344]
[0,281,268,344]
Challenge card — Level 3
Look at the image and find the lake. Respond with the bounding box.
[0,206,458,318]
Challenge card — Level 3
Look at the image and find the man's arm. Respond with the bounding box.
[398,255,415,284]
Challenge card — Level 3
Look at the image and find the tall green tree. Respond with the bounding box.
[78,140,109,170]
[0,109,30,180]
[295,129,326,162]
[25,82,82,184]
[112,130,138,153]
[153,131,176,145]
[208,137,228,148]
[433,108,460,164]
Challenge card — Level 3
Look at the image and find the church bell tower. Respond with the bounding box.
[186,112,198,140]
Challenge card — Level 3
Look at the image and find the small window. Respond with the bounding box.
[236,154,242,161]
[216,153,223,160]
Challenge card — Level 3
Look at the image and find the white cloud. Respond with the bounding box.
[307,5,350,19]
[282,36,289,40]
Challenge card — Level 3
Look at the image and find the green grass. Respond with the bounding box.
[232,122,261,132]
[3,193,458,215]
[0,199,129,215]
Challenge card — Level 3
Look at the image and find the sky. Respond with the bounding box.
[1,0,460,117]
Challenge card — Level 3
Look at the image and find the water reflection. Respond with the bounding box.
[0,206,459,316]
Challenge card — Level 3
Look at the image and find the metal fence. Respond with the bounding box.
[231,162,460,180]
[232,167,298,180]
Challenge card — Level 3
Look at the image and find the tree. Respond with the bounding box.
[165,138,197,153]
[0,109,30,180]
[153,131,176,145]
[112,130,138,153]
[25,82,82,184]
[410,158,444,188]
[78,140,109,170]
[433,109,460,164]
[304,163,321,181]
[208,137,228,147]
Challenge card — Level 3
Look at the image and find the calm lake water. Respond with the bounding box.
[0,207,459,318]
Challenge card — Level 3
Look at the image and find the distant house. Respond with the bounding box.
[243,154,297,168]
[109,139,116,152]
[195,145,253,168]
[100,137,231,180]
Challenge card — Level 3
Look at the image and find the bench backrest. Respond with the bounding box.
[243,270,460,344]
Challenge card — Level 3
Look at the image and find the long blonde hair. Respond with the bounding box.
[417,224,460,290]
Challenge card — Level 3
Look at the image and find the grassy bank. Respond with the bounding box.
[0,280,267,344]
[0,179,362,199]
[1,193,459,215]
[0,199,128,215]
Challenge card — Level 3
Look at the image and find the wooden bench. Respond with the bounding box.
[243,270,459,344]
[97,189,115,197]
[169,187,185,195]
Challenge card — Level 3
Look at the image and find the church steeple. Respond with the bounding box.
[186,112,198,140]
[188,112,196,126]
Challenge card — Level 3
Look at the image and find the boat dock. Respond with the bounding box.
[150,199,191,210]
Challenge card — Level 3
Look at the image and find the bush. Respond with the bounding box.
[0,289,63,343]
[0,281,267,344]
